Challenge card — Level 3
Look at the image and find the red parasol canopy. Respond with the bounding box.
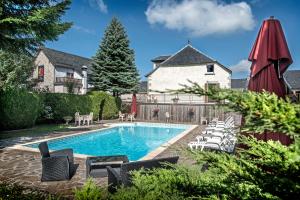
[248,17,293,97]
[247,17,293,145]
[131,94,137,115]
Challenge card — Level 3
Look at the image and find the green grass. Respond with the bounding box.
[0,124,70,140]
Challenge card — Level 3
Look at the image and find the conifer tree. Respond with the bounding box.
[0,0,72,55]
[91,17,140,96]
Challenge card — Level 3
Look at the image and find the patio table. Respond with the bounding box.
[86,155,129,178]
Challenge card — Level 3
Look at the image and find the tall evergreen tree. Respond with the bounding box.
[91,17,140,96]
[0,0,72,55]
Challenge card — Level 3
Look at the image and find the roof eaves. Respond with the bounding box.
[145,67,159,77]
[215,61,232,74]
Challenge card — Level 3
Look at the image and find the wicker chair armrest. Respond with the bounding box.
[106,166,121,193]
[52,148,74,163]
[41,156,70,181]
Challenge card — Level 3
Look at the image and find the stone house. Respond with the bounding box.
[145,44,232,103]
[32,47,91,94]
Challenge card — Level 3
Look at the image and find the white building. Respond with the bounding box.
[32,47,91,94]
[145,44,232,103]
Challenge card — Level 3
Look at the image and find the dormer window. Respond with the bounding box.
[206,64,214,73]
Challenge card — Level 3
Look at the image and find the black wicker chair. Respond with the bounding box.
[106,156,179,193]
[38,141,76,181]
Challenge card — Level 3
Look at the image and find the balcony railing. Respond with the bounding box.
[55,77,82,85]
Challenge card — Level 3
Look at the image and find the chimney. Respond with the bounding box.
[81,65,88,94]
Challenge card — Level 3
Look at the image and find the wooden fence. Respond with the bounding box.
[135,103,227,124]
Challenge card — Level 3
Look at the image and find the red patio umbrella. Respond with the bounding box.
[131,94,137,115]
[248,16,293,145]
[248,16,293,97]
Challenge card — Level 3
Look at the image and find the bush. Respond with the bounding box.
[42,93,92,122]
[74,178,108,200]
[0,88,42,130]
[88,91,120,120]
[0,182,60,200]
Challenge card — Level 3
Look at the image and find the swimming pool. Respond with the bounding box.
[24,123,192,161]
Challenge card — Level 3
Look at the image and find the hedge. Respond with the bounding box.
[42,93,93,122]
[0,88,42,130]
[0,90,120,130]
[88,91,121,120]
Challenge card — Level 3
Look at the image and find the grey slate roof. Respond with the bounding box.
[159,45,215,67]
[139,81,148,93]
[231,78,248,89]
[151,55,170,63]
[40,47,92,74]
[146,45,231,77]
[284,70,300,90]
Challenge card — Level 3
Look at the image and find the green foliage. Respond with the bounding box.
[111,137,300,200]
[88,91,120,120]
[177,81,300,136]
[0,182,60,200]
[0,0,72,55]
[91,17,140,96]
[0,88,42,130]
[74,178,108,200]
[0,51,34,89]
[42,93,92,122]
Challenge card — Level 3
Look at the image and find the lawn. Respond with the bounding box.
[0,124,70,140]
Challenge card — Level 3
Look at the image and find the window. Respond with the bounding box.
[206,64,214,73]
[67,72,74,78]
[38,65,44,81]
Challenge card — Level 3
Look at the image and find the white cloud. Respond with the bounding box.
[88,0,108,13]
[73,25,96,35]
[145,0,255,37]
[230,59,251,73]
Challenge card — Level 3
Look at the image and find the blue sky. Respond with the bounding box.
[46,0,300,80]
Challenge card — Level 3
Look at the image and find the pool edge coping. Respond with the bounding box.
[8,123,199,161]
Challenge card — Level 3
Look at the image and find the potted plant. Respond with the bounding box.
[63,116,72,125]
[172,97,179,103]
[188,108,195,121]
[152,108,159,119]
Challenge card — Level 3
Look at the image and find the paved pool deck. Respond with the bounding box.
[0,123,204,198]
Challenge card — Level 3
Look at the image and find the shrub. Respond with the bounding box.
[74,178,108,200]
[0,182,60,200]
[0,88,42,130]
[88,91,120,120]
[42,93,92,122]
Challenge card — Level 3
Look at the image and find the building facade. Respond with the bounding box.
[32,47,91,94]
[145,44,232,103]
[284,70,300,101]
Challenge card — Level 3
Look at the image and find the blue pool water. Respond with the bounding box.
[26,123,189,161]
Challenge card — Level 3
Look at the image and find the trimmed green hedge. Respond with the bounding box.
[0,88,42,130]
[0,90,120,130]
[88,91,121,120]
[42,93,93,122]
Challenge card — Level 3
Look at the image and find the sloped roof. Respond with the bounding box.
[284,70,300,90]
[151,55,170,63]
[146,45,231,77]
[231,78,248,89]
[159,45,215,67]
[40,47,92,73]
